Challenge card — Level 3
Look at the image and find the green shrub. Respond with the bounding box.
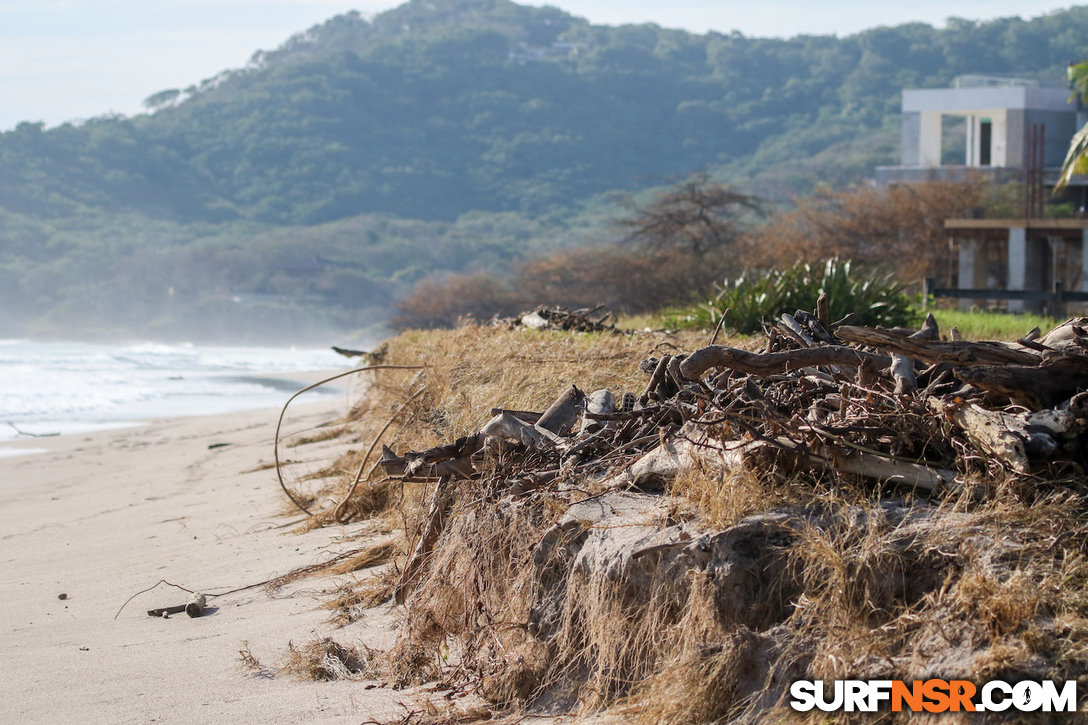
[666,259,915,334]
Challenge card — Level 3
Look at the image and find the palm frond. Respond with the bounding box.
[1055,122,1088,192]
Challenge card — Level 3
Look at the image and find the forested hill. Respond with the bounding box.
[2,0,1084,225]
[0,0,1085,342]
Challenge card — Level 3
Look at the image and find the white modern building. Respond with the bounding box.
[878,75,1088,313]
[876,75,1086,187]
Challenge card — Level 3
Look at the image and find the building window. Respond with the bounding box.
[979,119,992,166]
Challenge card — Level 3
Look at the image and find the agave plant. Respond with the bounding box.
[669,259,914,334]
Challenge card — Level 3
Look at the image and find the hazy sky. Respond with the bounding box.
[0,0,1073,131]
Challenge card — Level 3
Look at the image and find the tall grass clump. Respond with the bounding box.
[667,259,915,334]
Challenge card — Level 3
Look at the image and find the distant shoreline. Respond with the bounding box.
[0,366,352,449]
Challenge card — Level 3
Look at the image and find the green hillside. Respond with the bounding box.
[0,0,1083,341]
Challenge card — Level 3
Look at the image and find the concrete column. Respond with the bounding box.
[901,112,921,166]
[1007,227,1027,312]
[1081,230,1088,294]
[991,110,1008,167]
[1005,109,1025,168]
[919,111,942,167]
[958,239,978,311]
[965,115,975,166]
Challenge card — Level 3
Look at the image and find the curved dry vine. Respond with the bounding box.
[274,364,425,516]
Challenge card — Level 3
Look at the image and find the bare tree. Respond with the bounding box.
[617,172,762,257]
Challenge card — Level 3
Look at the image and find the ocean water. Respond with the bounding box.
[0,339,352,448]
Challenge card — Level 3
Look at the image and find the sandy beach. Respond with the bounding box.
[0,388,412,724]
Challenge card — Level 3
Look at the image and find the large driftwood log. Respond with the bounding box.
[679,345,892,381]
[930,398,1032,473]
[1035,317,1088,353]
[1028,393,1088,436]
[836,326,1041,367]
[600,424,955,493]
[798,444,955,491]
[953,356,1088,410]
[930,393,1088,472]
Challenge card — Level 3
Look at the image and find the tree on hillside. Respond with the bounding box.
[617,173,762,258]
[142,89,181,110]
[1056,60,1088,191]
[740,181,990,281]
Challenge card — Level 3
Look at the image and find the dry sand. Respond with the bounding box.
[0,387,417,724]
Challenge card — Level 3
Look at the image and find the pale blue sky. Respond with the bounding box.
[0,0,1073,131]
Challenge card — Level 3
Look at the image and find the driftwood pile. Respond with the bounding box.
[380,311,1088,601]
[502,304,620,334]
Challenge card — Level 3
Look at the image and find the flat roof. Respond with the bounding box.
[944,218,1088,241]
[945,219,1088,229]
[904,86,1076,113]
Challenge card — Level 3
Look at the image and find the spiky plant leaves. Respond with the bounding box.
[668,258,914,333]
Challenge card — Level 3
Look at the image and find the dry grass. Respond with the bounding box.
[375,700,496,724]
[298,324,713,529]
[325,539,398,576]
[612,493,1088,723]
[279,636,378,681]
[325,571,399,626]
[238,640,273,678]
[291,322,1088,721]
[623,631,779,724]
[239,636,378,682]
[389,497,559,702]
[320,539,402,625]
[666,460,811,531]
[287,424,350,447]
[378,325,702,443]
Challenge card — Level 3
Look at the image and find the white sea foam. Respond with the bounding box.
[0,341,352,443]
[0,447,48,459]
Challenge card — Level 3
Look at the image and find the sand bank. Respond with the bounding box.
[0,390,413,724]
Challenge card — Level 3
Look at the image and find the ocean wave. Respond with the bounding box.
[0,340,347,441]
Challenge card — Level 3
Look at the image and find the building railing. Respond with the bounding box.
[924,277,1088,317]
[951,74,1045,89]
